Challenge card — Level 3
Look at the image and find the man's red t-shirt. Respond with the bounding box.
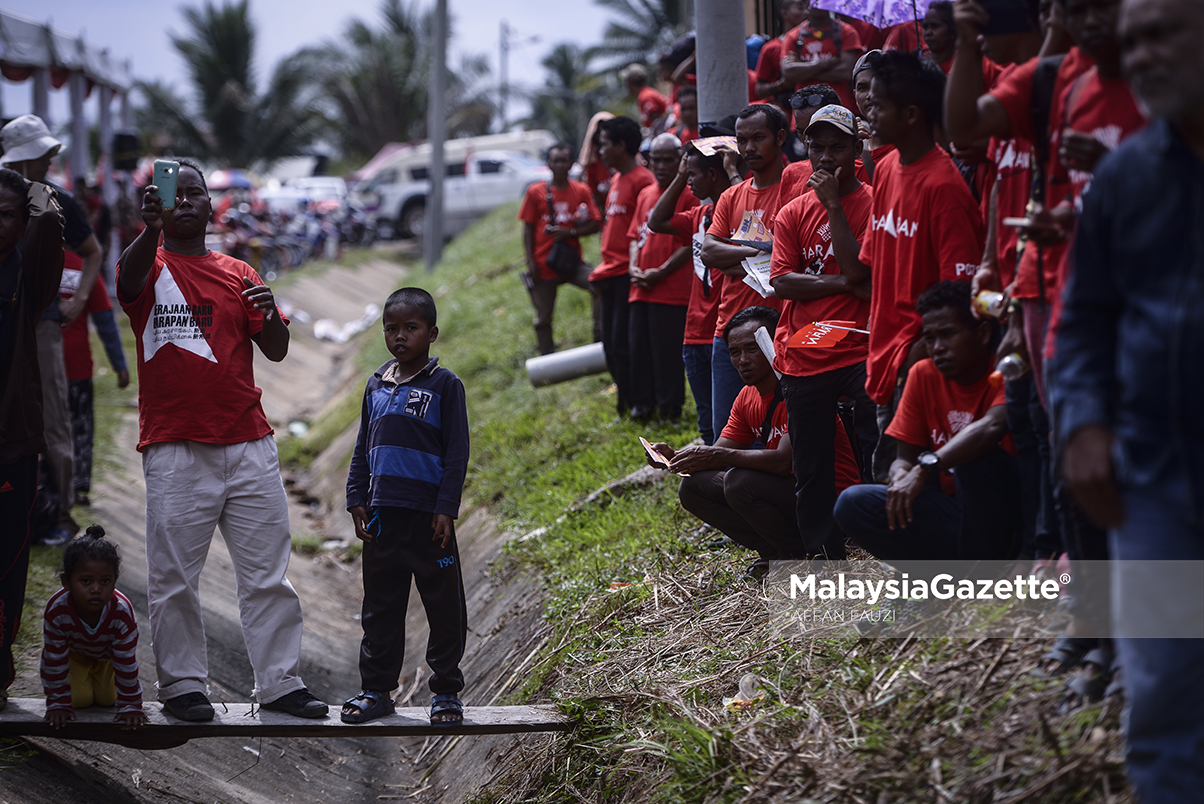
[58,252,112,382]
[706,178,786,339]
[771,184,873,378]
[1043,68,1146,360]
[517,180,601,281]
[591,165,656,282]
[669,204,723,345]
[938,54,1002,90]
[627,183,697,305]
[886,359,1012,494]
[782,19,864,111]
[720,384,861,490]
[779,158,873,202]
[858,147,985,405]
[755,36,787,89]
[583,160,614,201]
[119,248,287,451]
[991,48,1094,302]
[636,86,669,129]
[841,17,884,51]
[986,135,1033,289]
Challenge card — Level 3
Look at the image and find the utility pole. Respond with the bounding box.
[424,0,448,271]
[694,0,747,127]
[499,20,509,133]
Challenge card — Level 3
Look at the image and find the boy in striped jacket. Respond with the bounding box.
[343,287,470,727]
[41,525,146,728]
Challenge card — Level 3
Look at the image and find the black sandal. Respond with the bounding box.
[430,693,463,726]
[341,690,395,723]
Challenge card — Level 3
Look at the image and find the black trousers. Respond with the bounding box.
[358,506,467,696]
[628,301,687,419]
[69,378,94,494]
[0,455,37,690]
[528,260,600,355]
[592,275,632,413]
[678,468,806,559]
[781,364,879,555]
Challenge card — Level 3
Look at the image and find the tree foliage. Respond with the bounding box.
[293,0,493,163]
[592,0,693,71]
[134,0,322,168]
[521,43,615,149]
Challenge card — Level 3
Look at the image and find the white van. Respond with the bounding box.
[352,131,557,239]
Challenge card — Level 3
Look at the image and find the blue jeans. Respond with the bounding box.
[833,447,1022,561]
[711,337,743,440]
[1110,477,1204,804]
[683,343,714,445]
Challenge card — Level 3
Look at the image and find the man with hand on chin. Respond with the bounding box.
[117,159,327,723]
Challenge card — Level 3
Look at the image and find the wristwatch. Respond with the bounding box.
[917,451,941,472]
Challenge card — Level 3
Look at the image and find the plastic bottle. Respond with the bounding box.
[997,352,1030,381]
[974,290,1007,319]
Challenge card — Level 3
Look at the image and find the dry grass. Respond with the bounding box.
[475,545,1130,804]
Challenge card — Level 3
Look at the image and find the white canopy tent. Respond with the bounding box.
[0,8,133,193]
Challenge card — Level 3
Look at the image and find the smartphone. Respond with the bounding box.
[1002,217,1035,228]
[980,0,1033,36]
[153,159,180,209]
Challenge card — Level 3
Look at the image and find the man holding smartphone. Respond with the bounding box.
[0,115,104,543]
[117,160,327,722]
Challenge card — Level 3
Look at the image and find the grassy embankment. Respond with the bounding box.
[277,205,1131,803]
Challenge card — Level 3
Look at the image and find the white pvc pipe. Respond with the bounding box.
[526,342,608,387]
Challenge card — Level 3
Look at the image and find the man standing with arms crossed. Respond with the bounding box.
[118,161,327,722]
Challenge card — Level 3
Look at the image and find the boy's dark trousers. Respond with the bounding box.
[359,506,467,696]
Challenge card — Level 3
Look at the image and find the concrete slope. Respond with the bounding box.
[4,255,553,803]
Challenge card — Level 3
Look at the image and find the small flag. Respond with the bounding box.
[787,320,869,349]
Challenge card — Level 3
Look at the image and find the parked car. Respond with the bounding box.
[357,150,551,240]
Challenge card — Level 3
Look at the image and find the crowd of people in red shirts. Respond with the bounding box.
[519,1,1204,800]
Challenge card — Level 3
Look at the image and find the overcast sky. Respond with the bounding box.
[1,0,614,136]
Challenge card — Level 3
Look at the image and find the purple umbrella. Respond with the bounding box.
[813,0,933,29]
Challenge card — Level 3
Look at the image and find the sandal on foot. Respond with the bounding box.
[744,558,772,582]
[341,690,395,723]
[1058,647,1114,714]
[430,693,463,726]
[1033,635,1097,677]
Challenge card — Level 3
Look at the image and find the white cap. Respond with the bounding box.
[0,114,62,165]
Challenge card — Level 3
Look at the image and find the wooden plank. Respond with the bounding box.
[0,698,574,750]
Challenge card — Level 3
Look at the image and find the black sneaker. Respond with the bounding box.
[163,692,215,722]
[261,688,329,719]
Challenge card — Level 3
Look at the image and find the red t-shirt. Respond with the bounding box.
[636,86,669,129]
[986,135,1033,289]
[885,359,1012,494]
[627,183,697,305]
[938,54,1002,91]
[992,48,1094,302]
[882,22,928,55]
[1043,67,1146,360]
[706,178,786,339]
[779,158,873,202]
[858,147,985,405]
[842,17,884,51]
[782,20,864,111]
[676,126,699,145]
[517,180,601,281]
[720,384,861,490]
[770,184,873,378]
[584,160,614,201]
[591,165,656,281]
[58,251,113,382]
[118,248,287,451]
[670,204,723,345]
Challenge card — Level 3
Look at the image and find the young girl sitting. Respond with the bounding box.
[41,526,147,728]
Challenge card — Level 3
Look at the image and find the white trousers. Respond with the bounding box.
[143,435,305,703]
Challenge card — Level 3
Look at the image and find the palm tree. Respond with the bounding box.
[522,43,614,148]
[592,0,694,71]
[293,0,493,163]
[134,0,321,168]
